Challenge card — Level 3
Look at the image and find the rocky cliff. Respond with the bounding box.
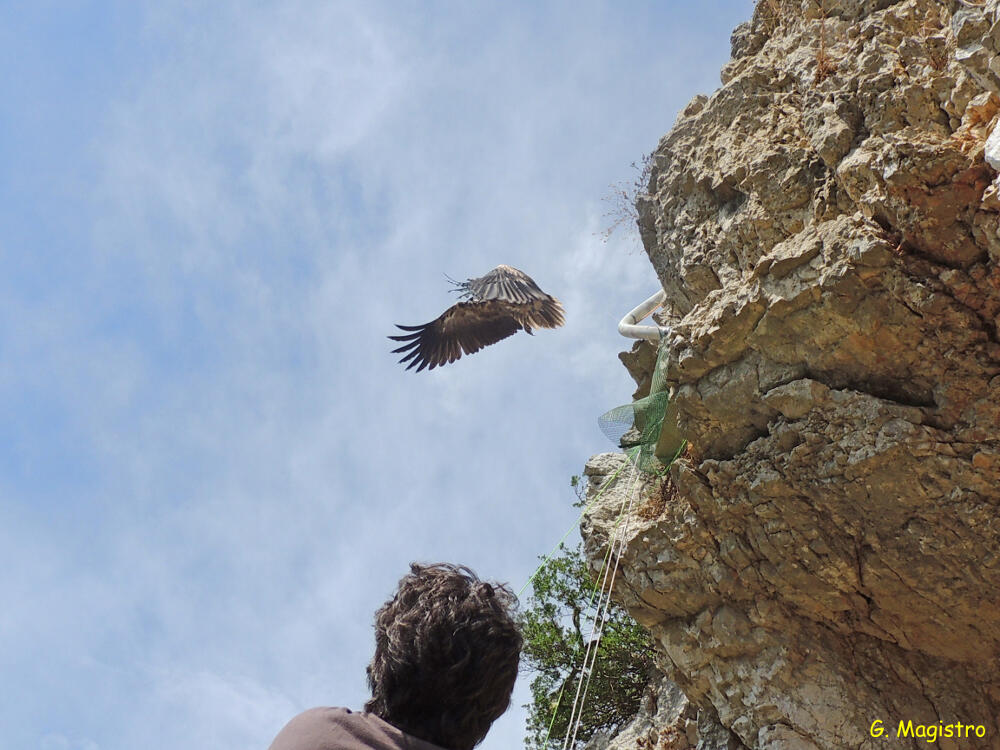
[581,1,1000,748]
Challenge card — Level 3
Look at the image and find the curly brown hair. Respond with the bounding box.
[365,563,523,750]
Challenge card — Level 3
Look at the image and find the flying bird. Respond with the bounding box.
[389,265,565,372]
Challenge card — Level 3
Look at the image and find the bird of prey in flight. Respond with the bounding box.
[389,265,565,372]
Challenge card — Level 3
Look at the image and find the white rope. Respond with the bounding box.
[563,455,642,749]
[559,457,634,748]
[560,451,643,749]
[571,474,641,743]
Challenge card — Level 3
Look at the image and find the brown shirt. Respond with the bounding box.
[268,707,448,750]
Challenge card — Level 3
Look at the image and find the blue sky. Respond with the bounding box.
[0,2,751,748]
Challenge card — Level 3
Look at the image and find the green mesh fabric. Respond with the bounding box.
[598,341,681,474]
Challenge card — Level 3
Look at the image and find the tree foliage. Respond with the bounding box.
[519,542,655,749]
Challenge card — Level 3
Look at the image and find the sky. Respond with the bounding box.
[0,2,751,748]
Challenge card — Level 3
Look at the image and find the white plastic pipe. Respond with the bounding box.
[618,289,670,341]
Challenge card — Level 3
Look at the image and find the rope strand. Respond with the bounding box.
[561,451,642,749]
[567,466,642,748]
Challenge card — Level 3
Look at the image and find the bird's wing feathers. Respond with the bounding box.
[463,265,547,304]
[389,299,522,372]
[510,294,565,333]
[463,265,565,331]
[389,265,565,372]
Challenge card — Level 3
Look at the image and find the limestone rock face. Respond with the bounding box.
[583,1,1000,748]
[581,670,742,750]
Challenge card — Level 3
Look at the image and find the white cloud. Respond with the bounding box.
[40,734,100,750]
[149,667,299,747]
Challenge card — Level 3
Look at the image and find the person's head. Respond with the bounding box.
[365,562,523,750]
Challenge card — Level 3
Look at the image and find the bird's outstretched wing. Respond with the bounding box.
[389,299,523,372]
[459,265,565,333]
[509,294,565,334]
[460,265,549,304]
[391,265,565,372]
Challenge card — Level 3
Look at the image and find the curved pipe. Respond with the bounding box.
[618,289,670,341]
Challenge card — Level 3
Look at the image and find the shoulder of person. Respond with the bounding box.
[268,706,447,750]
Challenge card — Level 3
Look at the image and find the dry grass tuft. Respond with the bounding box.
[758,0,785,33]
[814,5,838,84]
[600,152,654,245]
[637,473,678,521]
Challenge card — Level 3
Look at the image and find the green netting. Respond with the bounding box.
[598,341,682,474]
